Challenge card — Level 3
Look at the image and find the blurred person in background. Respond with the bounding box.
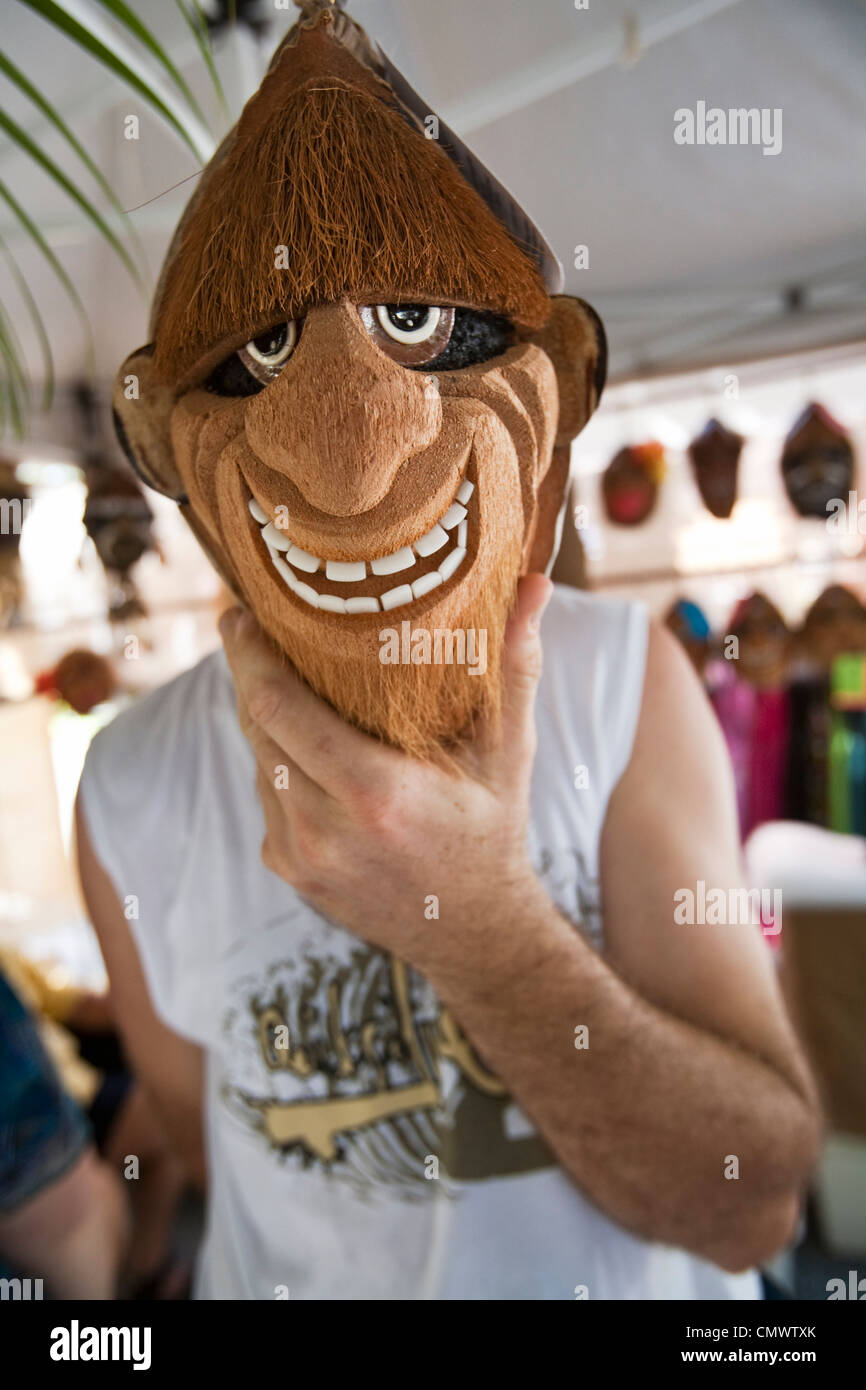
[0,950,189,1298]
[0,969,125,1298]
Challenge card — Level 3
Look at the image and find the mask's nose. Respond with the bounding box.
[243,300,442,516]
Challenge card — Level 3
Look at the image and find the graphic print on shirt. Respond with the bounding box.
[218,847,598,1199]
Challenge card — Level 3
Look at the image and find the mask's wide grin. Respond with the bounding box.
[246,474,475,616]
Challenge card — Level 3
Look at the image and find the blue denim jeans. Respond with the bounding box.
[0,970,90,1213]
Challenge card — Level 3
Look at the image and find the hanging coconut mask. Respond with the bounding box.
[729,592,792,690]
[112,0,605,760]
[781,403,854,519]
[688,418,743,520]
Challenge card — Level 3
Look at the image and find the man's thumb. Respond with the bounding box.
[502,573,553,737]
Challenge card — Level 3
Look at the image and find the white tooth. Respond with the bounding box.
[370,547,415,576]
[380,584,413,611]
[346,596,380,614]
[438,547,466,582]
[248,498,268,524]
[457,519,467,549]
[262,522,291,552]
[456,480,474,505]
[325,559,366,582]
[412,571,444,599]
[413,523,449,558]
[440,502,467,530]
[317,593,347,614]
[287,544,321,574]
[272,554,298,591]
[295,581,319,607]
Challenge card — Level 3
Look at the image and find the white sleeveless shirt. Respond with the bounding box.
[79,586,759,1300]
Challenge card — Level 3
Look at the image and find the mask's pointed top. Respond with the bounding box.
[292,0,343,18]
[274,0,563,294]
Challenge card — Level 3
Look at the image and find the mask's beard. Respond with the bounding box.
[265,530,523,765]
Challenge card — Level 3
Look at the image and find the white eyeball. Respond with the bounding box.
[245,321,297,367]
[375,305,441,345]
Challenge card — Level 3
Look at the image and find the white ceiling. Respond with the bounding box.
[1,0,866,404]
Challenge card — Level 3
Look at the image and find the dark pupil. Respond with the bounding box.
[251,324,287,357]
[387,305,429,332]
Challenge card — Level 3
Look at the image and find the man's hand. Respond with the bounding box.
[220,574,553,973]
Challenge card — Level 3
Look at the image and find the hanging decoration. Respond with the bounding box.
[665,597,711,674]
[72,383,159,621]
[688,418,743,519]
[728,592,792,690]
[601,441,666,525]
[798,585,866,675]
[780,402,854,518]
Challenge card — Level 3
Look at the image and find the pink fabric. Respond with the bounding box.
[747,688,791,835]
[710,669,758,838]
[709,671,791,845]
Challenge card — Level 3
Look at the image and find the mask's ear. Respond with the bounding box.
[111,345,186,501]
[519,295,606,575]
[526,295,607,444]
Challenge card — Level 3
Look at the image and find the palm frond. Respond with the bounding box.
[0,48,149,276]
[175,0,229,122]
[0,302,30,436]
[0,233,54,409]
[0,107,144,287]
[18,0,216,163]
[93,0,212,128]
[1,0,233,432]
[0,176,95,377]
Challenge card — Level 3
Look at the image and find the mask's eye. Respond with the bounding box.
[359,304,513,371]
[359,305,453,366]
[376,305,442,344]
[204,321,299,397]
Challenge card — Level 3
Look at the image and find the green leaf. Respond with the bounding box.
[0,176,95,378]
[0,47,149,278]
[175,0,228,121]
[18,0,215,163]
[0,232,55,410]
[0,106,143,287]
[92,0,211,129]
[0,305,29,437]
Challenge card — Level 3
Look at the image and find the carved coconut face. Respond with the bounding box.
[602,447,661,526]
[112,20,605,756]
[172,298,552,631]
[782,405,854,518]
[732,594,791,689]
[152,293,591,756]
[800,586,866,673]
[688,420,743,520]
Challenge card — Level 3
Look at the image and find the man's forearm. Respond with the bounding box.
[415,882,819,1271]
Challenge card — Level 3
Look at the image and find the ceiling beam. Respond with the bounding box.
[442,0,747,133]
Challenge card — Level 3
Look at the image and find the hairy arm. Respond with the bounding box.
[75,797,207,1190]
[421,623,820,1271]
